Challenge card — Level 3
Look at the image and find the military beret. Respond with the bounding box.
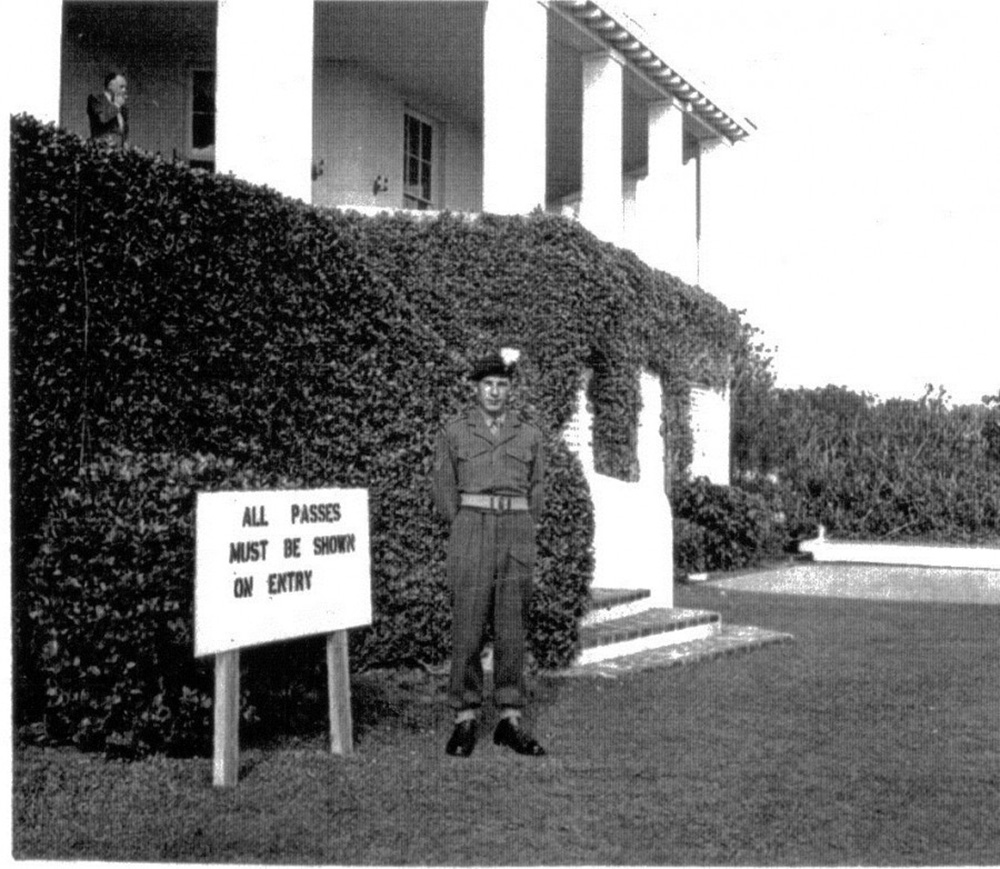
[469,349,518,381]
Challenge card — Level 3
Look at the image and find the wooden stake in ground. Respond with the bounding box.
[327,629,353,755]
[213,649,240,788]
[212,633,355,787]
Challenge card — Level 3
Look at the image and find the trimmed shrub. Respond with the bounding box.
[24,450,298,756]
[671,477,782,574]
[529,438,596,668]
[732,384,1000,546]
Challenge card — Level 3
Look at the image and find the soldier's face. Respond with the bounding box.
[476,376,511,417]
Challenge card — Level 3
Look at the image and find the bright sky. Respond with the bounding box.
[634,0,1000,406]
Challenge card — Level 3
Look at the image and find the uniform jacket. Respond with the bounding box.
[432,408,545,524]
[87,93,129,146]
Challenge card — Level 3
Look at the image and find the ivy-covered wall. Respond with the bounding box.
[11,115,742,752]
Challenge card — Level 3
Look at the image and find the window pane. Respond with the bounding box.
[422,164,432,201]
[406,116,419,155]
[192,114,214,149]
[403,112,435,207]
[193,71,215,113]
[421,123,432,163]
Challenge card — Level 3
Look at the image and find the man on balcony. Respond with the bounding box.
[87,71,129,148]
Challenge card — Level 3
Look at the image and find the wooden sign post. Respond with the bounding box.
[326,630,353,756]
[195,488,372,787]
[213,650,240,787]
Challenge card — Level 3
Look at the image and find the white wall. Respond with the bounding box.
[688,384,731,485]
[563,369,674,604]
[312,61,481,212]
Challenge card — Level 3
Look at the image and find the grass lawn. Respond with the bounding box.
[13,582,1000,864]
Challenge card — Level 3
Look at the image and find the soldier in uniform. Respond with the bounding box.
[432,350,546,757]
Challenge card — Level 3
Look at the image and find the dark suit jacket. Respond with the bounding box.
[87,93,129,146]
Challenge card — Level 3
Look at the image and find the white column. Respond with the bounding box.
[6,0,63,123]
[482,0,547,214]
[637,370,666,494]
[579,51,624,244]
[634,370,674,605]
[677,144,699,284]
[634,99,690,279]
[561,370,674,605]
[215,0,314,203]
[695,136,737,294]
[688,384,731,485]
[561,372,595,473]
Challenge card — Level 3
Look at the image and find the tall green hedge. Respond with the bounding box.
[732,381,1000,546]
[11,115,742,752]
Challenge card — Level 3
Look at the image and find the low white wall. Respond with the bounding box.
[800,530,1000,570]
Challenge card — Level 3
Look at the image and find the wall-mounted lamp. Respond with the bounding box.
[311,158,325,182]
[373,174,389,195]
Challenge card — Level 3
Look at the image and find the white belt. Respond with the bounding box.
[460,493,529,512]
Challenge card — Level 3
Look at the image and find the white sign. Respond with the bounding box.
[194,488,372,657]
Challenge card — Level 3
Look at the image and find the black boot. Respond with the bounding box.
[493,718,545,756]
[445,719,478,757]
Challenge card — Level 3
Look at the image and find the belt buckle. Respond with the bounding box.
[492,495,512,513]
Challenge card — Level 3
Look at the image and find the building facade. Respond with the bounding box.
[17,0,748,596]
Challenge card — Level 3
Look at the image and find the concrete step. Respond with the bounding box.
[583,587,654,626]
[550,624,795,679]
[577,606,721,665]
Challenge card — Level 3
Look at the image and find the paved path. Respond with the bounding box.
[712,563,1000,605]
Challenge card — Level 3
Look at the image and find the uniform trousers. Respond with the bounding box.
[446,507,535,711]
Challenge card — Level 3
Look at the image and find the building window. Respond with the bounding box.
[403,111,436,210]
[189,69,216,171]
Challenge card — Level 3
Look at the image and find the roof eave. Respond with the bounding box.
[551,0,754,144]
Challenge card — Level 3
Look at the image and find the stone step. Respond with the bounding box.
[577,606,721,665]
[550,624,795,679]
[583,587,654,626]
